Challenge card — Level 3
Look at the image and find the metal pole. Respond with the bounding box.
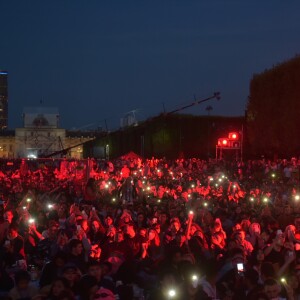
[241,125,244,162]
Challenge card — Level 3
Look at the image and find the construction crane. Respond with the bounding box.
[40,141,90,158]
[166,92,220,115]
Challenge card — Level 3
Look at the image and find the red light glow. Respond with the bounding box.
[222,139,228,145]
[228,132,239,140]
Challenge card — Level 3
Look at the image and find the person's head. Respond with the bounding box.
[252,292,269,300]
[87,261,102,282]
[48,220,59,238]
[57,204,68,219]
[91,220,101,232]
[50,277,71,297]
[250,222,261,235]
[244,268,259,288]
[288,272,299,290]
[4,210,14,223]
[105,215,113,227]
[235,206,242,214]
[94,286,115,300]
[241,219,251,232]
[69,239,83,256]
[14,270,31,290]
[159,212,168,224]
[137,213,145,223]
[148,228,157,241]
[138,228,147,238]
[284,205,292,215]
[79,219,89,232]
[190,223,202,236]
[264,278,281,300]
[253,248,265,264]
[123,224,135,237]
[294,216,300,231]
[53,251,68,268]
[152,223,161,234]
[55,289,75,300]
[233,223,242,232]
[170,220,181,233]
[106,226,116,238]
[230,248,245,267]
[157,185,165,199]
[57,229,69,245]
[100,262,112,277]
[115,230,124,243]
[78,275,98,300]
[234,230,246,243]
[213,218,222,232]
[8,223,19,238]
[62,265,78,283]
[274,229,285,247]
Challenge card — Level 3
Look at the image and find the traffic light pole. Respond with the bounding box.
[241,125,244,162]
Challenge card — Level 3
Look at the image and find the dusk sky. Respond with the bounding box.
[1,1,300,130]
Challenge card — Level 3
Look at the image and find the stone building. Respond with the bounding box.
[0,107,95,159]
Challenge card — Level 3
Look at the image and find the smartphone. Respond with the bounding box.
[237,263,244,273]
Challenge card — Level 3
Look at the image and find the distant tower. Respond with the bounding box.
[0,71,8,129]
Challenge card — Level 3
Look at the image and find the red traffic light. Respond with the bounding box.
[228,132,239,140]
[218,138,229,146]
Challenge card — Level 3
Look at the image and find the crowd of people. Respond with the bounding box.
[1,156,300,299]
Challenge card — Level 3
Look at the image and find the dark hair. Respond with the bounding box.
[62,264,77,274]
[245,268,259,285]
[264,277,279,287]
[53,251,68,262]
[229,247,244,258]
[51,277,70,290]
[248,292,269,300]
[8,222,18,231]
[78,275,98,299]
[56,289,75,300]
[14,270,30,284]
[68,239,82,250]
[100,261,112,274]
[87,260,101,268]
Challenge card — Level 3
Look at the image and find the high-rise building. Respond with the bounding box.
[0,71,8,129]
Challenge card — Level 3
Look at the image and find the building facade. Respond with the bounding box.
[0,130,15,158]
[0,71,8,129]
[0,107,95,159]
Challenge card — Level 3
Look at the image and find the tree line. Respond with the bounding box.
[246,55,300,158]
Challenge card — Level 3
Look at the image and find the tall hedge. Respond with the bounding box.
[247,55,300,157]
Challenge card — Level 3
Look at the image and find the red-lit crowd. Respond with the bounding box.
[1,157,300,299]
